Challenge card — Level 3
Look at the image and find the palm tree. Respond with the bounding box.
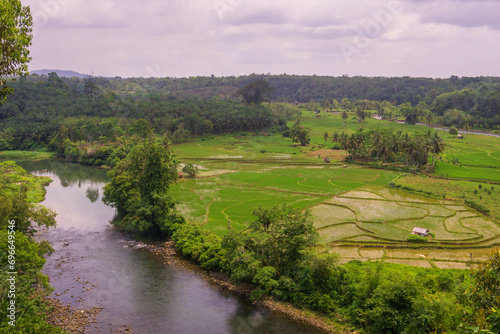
[422,133,433,171]
[379,138,390,164]
[425,112,434,127]
[371,130,383,160]
[339,132,348,151]
[342,110,348,128]
[431,132,446,169]
[388,132,402,166]
[463,123,470,139]
[331,131,339,144]
[322,131,329,145]
[405,136,419,167]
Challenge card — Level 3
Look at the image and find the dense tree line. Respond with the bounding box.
[69,73,499,105]
[1,74,499,150]
[172,204,500,334]
[0,74,295,150]
[326,128,445,170]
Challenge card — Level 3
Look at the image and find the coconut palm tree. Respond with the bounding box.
[422,132,433,171]
[322,131,329,145]
[463,123,470,139]
[331,131,339,144]
[371,129,383,160]
[379,137,390,164]
[430,132,446,169]
[425,112,434,127]
[342,110,348,128]
[405,136,420,167]
[339,132,348,150]
[388,131,402,166]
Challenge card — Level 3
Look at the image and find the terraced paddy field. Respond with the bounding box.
[171,160,500,267]
[171,165,396,236]
[169,112,500,267]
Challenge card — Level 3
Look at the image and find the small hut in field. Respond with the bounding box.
[412,227,429,237]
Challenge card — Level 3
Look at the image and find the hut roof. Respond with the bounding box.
[412,227,429,234]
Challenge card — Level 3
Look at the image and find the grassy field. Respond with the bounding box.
[0,150,56,160]
[301,110,500,182]
[169,112,500,267]
[395,174,500,223]
[171,166,396,237]
[0,160,53,203]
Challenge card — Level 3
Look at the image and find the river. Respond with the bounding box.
[18,160,327,334]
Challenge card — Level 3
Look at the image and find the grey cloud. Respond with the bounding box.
[409,0,500,30]
[24,0,500,78]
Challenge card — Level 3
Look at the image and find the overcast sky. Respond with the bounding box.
[24,0,500,78]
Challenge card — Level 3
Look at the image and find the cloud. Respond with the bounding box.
[406,0,500,30]
[23,0,500,78]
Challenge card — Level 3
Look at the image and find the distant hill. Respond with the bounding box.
[31,69,89,78]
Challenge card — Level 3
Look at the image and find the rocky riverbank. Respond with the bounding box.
[150,240,356,334]
[45,298,102,333]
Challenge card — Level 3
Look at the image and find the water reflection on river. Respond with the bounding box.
[17,160,326,334]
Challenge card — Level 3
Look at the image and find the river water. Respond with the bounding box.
[18,160,326,334]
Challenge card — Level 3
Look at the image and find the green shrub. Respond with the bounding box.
[465,200,490,213]
[407,234,428,243]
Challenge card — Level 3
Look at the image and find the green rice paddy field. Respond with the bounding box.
[170,112,500,268]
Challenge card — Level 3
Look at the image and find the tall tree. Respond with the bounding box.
[449,126,458,137]
[389,132,402,166]
[322,131,329,145]
[0,0,32,103]
[371,129,383,160]
[236,79,274,104]
[430,132,445,168]
[103,140,184,235]
[468,251,500,331]
[463,123,471,138]
[290,119,311,146]
[342,110,348,128]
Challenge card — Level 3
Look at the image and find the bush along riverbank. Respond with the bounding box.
[0,161,62,333]
[103,140,500,334]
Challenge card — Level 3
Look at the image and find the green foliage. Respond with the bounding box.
[0,0,33,103]
[468,251,500,330]
[236,79,274,104]
[182,163,199,178]
[170,128,190,143]
[0,162,63,332]
[248,204,319,274]
[0,161,57,234]
[465,200,490,214]
[290,119,311,146]
[103,140,185,235]
[450,126,459,136]
[129,118,153,138]
[407,234,429,243]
